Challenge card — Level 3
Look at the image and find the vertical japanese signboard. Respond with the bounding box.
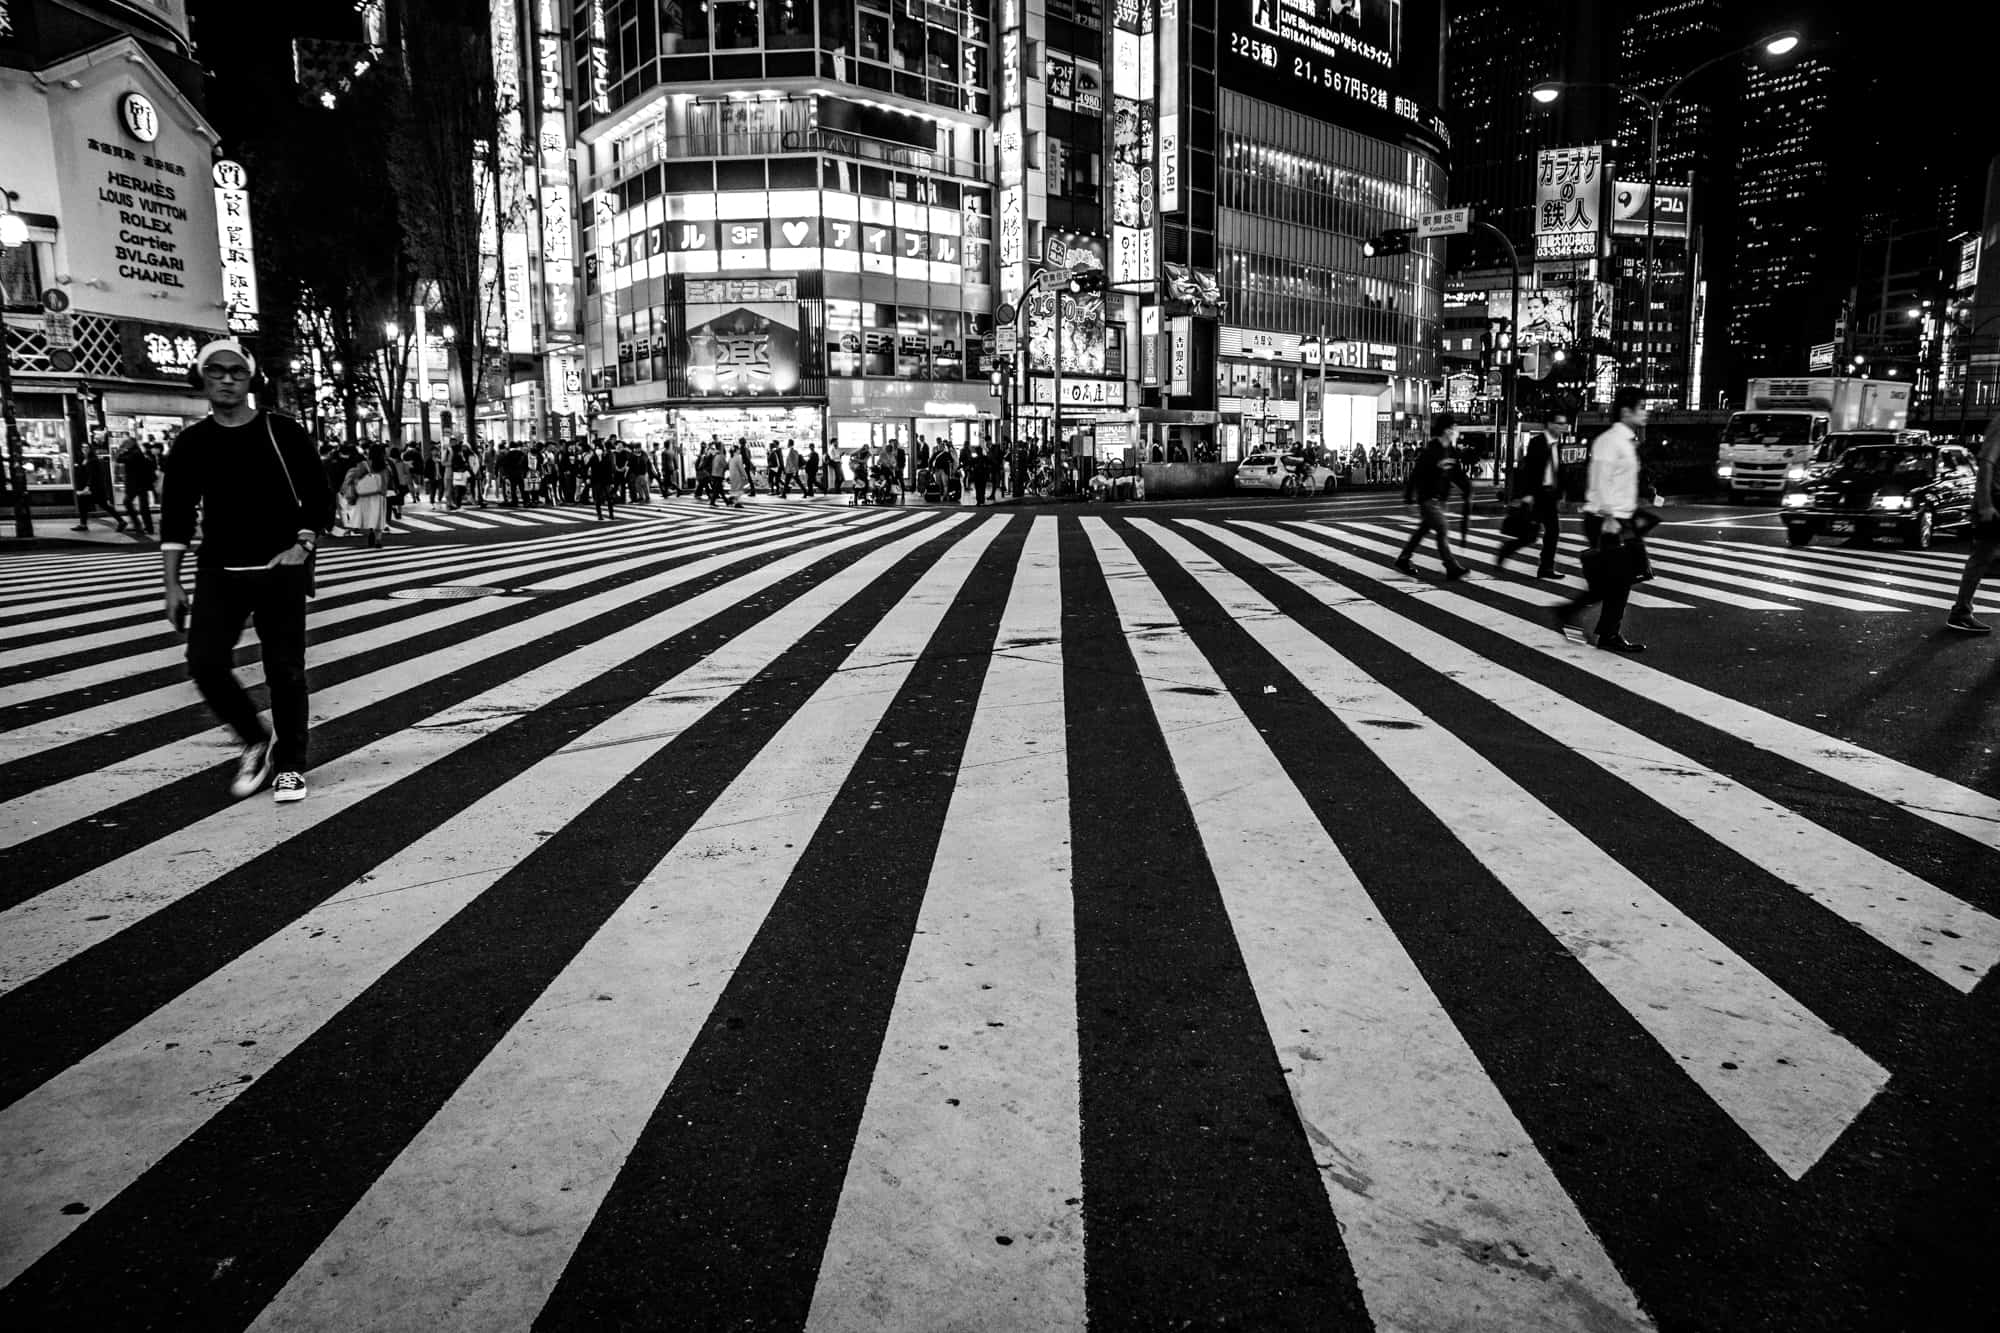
[492,0,533,352]
[1110,0,1157,288]
[1534,144,1606,261]
[998,0,1027,305]
[1156,0,1180,214]
[535,0,574,337]
[212,159,259,333]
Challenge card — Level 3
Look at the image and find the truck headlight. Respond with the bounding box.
[1872,495,1909,510]
[1785,465,1806,480]
[1782,492,1810,508]
[1716,463,1735,478]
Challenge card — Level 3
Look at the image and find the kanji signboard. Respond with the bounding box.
[1535,144,1606,260]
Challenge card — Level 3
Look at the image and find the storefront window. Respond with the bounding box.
[827,298,863,377]
[864,302,897,376]
[857,9,889,62]
[661,0,710,53]
[714,0,761,49]
[765,0,813,47]
[896,306,931,379]
[932,310,963,380]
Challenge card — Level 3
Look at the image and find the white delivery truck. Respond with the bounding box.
[1714,376,1910,501]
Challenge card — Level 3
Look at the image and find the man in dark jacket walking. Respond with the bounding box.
[1396,414,1472,580]
[119,440,158,535]
[160,339,335,803]
[588,444,620,519]
[1494,431,1563,578]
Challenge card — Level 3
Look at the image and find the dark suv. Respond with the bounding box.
[1781,440,1981,549]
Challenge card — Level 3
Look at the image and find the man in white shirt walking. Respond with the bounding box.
[1554,386,1648,654]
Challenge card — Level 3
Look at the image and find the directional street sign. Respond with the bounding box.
[43,310,74,351]
[1417,207,1472,239]
[995,325,1019,358]
[41,287,70,313]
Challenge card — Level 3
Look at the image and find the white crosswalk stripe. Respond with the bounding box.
[0,507,1993,1330]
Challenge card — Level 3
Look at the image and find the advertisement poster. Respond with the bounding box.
[686,280,802,396]
[1517,285,1579,348]
[1221,0,1449,154]
[1027,233,1107,376]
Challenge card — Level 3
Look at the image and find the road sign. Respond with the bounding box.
[994,301,1017,328]
[48,348,78,373]
[43,311,74,350]
[1808,341,1837,371]
[995,326,1019,357]
[40,287,69,313]
[1417,207,1472,239]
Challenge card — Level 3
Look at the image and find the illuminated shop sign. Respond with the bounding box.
[491,0,532,352]
[1029,376,1127,407]
[1028,232,1107,376]
[997,0,1028,305]
[1046,54,1103,113]
[686,285,803,396]
[1110,0,1157,289]
[1219,0,1450,155]
[211,159,259,333]
[1158,0,1181,213]
[1610,180,1690,240]
[608,191,978,287]
[1535,145,1605,260]
[589,0,610,113]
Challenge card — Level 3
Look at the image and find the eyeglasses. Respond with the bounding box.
[202,365,252,381]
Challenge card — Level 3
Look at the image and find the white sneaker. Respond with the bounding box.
[229,740,274,799]
[272,771,308,804]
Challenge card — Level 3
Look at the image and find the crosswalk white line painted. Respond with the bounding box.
[244,517,1007,1333]
[1346,522,1811,612]
[0,511,868,715]
[0,515,931,848]
[0,514,970,1289]
[1658,538,2000,610]
[1241,520,2000,848]
[1304,523,1696,610]
[1623,540,1956,613]
[1089,519,1655,1331]
[1178,520,2000,992]
[807,517,1085,1333]
[393,516,451,532]
[1443,528,1913,614]
[1131,518,1891,1180]
[1701,537,1986,587]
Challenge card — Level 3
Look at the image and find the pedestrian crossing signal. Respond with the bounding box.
[989,369,1006,396]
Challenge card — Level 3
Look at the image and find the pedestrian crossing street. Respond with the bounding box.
[0,503,1996,1331]
[377,495,753,535]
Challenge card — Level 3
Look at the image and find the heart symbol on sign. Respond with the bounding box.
[782,221,810,246]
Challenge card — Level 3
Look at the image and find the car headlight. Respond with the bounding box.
[1716,463,1734,478]
[1782,492,1809,507]
[1872,495,1909,510]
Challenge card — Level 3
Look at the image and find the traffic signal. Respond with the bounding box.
[1066,266,1106,295]
[1362,228,1414,258]
[989,368,1006,397]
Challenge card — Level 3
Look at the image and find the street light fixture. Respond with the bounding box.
[384,320,400,340]
[1529,27,1803,406]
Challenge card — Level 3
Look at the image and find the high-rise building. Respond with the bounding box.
[567,0,1450,474]
[1,0,244,514]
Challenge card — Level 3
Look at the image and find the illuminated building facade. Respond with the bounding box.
[571,0,999,465]
[1,0,241,509]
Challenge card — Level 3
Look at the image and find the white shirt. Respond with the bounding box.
[1584,422,1640,520]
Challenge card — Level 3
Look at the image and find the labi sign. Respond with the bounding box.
[49,49,226,329]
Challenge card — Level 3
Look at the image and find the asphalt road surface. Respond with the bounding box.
[1,489,1995,1332]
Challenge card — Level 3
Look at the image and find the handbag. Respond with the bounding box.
[264,414,319,598]
[1500,499,1537,541]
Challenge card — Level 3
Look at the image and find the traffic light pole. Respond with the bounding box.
[1473,219,1522,493]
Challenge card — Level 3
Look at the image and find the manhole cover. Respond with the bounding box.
[387,586,526,600]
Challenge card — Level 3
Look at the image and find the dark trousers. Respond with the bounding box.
[972,472,987,504]
[123,488,154,533]
[1499,493,1560,573]
[188,565,311,770]
[1563,515,1635,642]
[1399,498,1462,570]
[593,487,617,518]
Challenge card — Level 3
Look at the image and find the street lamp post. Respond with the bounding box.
[1531,30,1799,406]
[1,189,33,537]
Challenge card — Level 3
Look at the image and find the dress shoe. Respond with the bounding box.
[1445,564,1470,581]
[1596,635,1647,654]
[1394,558,1416,575]
[1536,567,1560,579]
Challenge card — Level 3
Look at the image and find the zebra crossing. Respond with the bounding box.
[379,495,829,534]
[1,504,1996,1331]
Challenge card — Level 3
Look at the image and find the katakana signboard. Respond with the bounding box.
[1535,144,1606,260]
